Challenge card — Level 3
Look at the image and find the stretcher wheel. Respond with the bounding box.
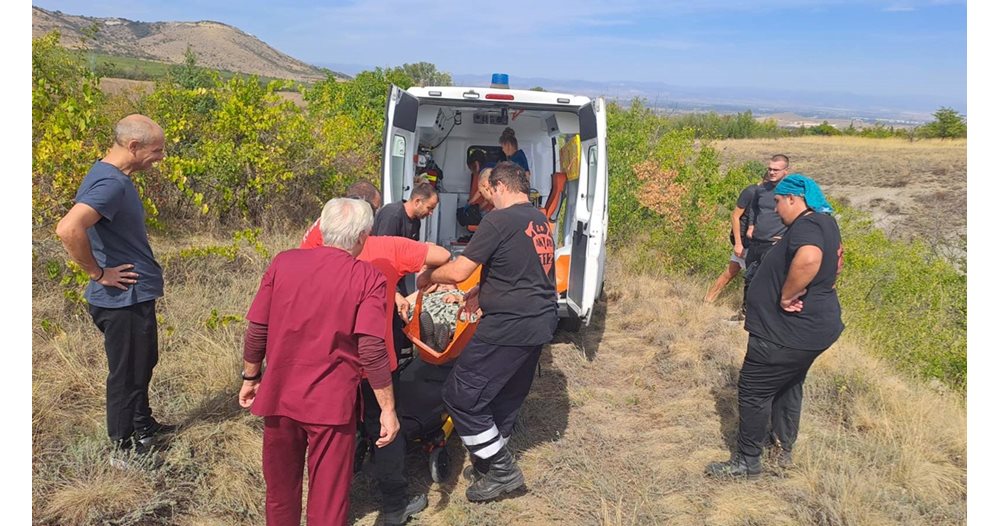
[429,447,449,483]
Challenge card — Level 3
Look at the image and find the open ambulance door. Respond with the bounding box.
[381,85,419,205]
[566,98,608,326]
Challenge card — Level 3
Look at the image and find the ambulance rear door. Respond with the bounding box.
[381,85,419,204]
[566,98,608,325]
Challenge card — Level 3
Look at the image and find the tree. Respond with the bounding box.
[389,62,452,87]
[920,107,967,139]
[169,45,216,90]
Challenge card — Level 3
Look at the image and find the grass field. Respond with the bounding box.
[31,136,967,524]
[32,232,966,524]
[82,51,310,89]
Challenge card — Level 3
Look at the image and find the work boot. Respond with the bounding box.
[466,446,525,502]
[462,456,491,482]
[382,494,428,526]
[772,447,793,469]
[705,452,762,479]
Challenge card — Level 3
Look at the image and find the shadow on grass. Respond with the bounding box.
[346,332,573,521]
[552,291,609,362]
[710,355,742,454]
[181,387,245,427]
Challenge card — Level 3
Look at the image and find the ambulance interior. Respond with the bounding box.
[396,102,589,362]
[401,104,584,272]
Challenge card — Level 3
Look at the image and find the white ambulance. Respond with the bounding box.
[381,75,608,329]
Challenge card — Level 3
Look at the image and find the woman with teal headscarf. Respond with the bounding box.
[706,172,844,480]
[773,173,833,215]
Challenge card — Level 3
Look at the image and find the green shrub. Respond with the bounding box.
[32,32,110,226]
[835,206,966,388]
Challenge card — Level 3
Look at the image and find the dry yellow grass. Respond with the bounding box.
[32,228,966,524]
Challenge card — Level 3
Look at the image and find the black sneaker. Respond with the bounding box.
[136,419,178,442]
[382,494,428,526]
[109,439,161,470]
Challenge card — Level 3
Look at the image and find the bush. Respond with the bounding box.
[32,32,110,227]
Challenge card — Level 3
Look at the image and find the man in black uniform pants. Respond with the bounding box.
[707,174,844,478]
[418,161,557,502]
[737,154,791,320]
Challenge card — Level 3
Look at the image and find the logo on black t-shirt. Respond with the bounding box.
[524,221,554,275]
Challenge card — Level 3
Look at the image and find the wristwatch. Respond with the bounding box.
[241,370,262,382]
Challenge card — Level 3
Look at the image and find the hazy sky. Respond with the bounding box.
[32,0,967,106]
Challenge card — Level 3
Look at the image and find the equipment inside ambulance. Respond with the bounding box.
[381,73,608,349]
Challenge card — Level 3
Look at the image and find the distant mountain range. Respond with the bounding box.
[32,5,958,123]
[317,63,962,124]
[447,73,956,124]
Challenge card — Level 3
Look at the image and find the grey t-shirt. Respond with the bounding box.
[74,161,164,308]
[749,180,788,241]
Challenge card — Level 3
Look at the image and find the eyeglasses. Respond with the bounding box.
[767,167,786,172]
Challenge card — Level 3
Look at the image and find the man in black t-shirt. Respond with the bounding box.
[419,161,557,502]
[372,179,439,241]
[705,180,758,304]
[737,154,791,320]
[707,174,843,479]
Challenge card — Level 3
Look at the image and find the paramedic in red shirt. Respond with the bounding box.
[300,203,451,525]
[239,197,398,526]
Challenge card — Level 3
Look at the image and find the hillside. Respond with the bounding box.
[31,6,342,83]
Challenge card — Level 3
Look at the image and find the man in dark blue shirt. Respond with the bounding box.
[56,114,175,466]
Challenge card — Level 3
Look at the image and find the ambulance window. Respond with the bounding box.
[391,134,406,199]
[586,145,598,212]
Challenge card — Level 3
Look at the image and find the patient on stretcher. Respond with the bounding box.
[406,284,475,353]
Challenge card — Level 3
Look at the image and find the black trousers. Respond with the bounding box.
[360,376,408,509]
[742,239,777,311]
[88,300,159,442]
[443,337,542,460]
[736,335,824,458]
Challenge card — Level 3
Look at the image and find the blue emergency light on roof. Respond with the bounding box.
[490,73,509,89]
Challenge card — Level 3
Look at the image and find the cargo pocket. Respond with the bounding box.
[444,366,490,414]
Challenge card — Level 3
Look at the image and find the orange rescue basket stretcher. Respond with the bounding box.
[404,266,482,365]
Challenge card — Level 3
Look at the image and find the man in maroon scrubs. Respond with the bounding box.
[301,205,451,524]
[239,197,400,526]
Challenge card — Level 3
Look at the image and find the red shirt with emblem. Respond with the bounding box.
[246,247,387,425]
